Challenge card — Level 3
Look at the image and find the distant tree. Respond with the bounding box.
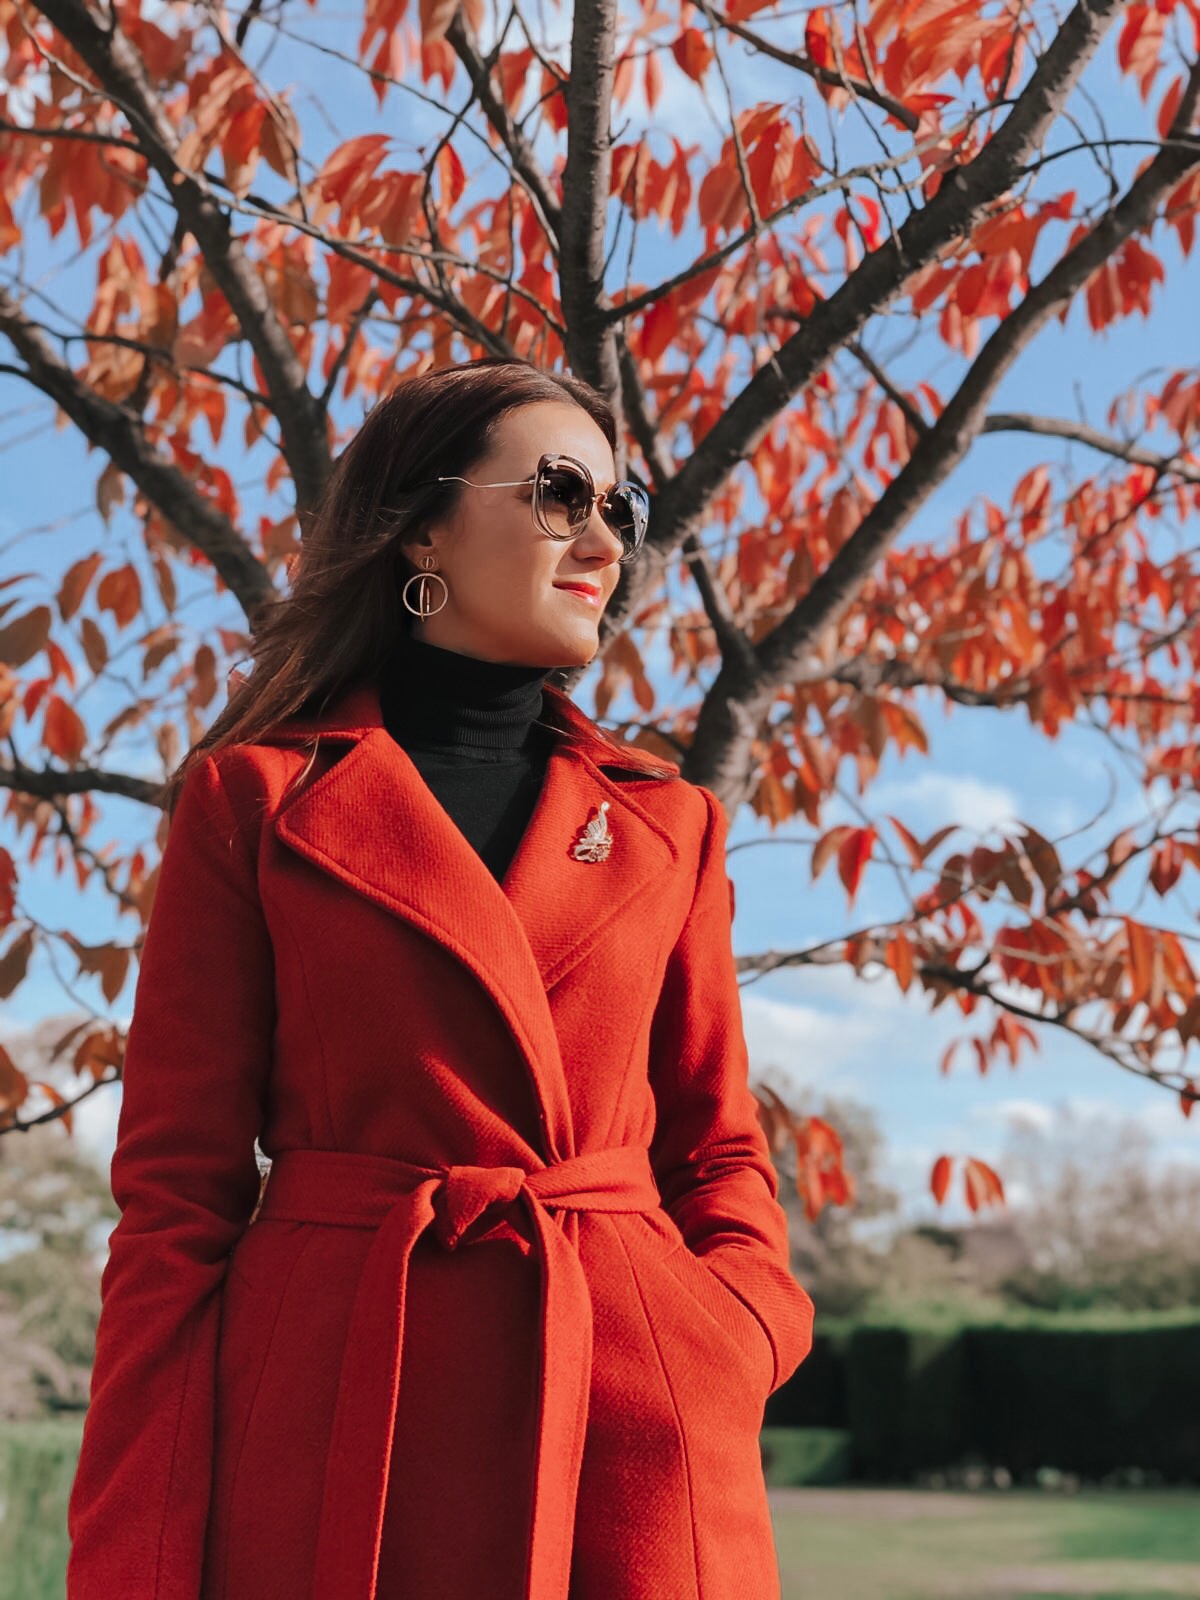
[995,1112,1200,1310]
[763,1087,900,1314]
[0,1124,114,1417]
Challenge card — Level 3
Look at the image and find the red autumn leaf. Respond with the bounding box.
[794,1114,856,1221]
[96,565,142,629]
[672,28,715,82]
[0,849,16,927]
[436,142,467,209]
[887,931,914,991]
[811,824,854,882]
[1123,916,1161,1006]
[44,695,87,765]
[0,605,52,667]
[0,1041,29,1113]
[27,1079,74,1135]
[887,814,925,869]
[837,826,875,904]
[313,134,391,210]
[221,101,266,198]
[0,929,34,1003]
[963,1156,1006,1212]
[1149,840,1182,895]
[56,553,103,620]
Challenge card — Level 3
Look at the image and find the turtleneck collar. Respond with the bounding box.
[378,627,553,752]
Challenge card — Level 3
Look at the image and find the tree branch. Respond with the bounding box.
[559,0,623,407]
[982,410,1200,483]
[738,941,1199,1099]
[31,0,332,511]
[683,55,1200,799]
[0,288,272,620]
[0,114,140,150]
[703,0,921,133]
[0,758,164,806]
[847,337,1200,482]
[621,0,1128,631]
[445,8,563,247]
[753,63,1200,695]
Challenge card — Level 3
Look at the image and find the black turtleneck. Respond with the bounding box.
[378,628,557,884]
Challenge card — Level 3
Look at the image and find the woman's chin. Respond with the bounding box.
[547,632,601,668]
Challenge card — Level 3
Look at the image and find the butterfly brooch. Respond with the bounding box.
[572,800,613,862]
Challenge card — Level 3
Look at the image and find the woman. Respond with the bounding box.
[66,357,815,1600]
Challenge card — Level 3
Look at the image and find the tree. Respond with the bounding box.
[994,1107,1200,1310]
[769,1089,901,1316]
[0,1063,115,1417]
[1,0,1198,1215]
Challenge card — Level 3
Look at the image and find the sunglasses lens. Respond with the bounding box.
[539,464,592,537]
[605,485,648,557]
[536,461,648,559]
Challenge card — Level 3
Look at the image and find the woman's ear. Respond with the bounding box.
[398,529,437,569]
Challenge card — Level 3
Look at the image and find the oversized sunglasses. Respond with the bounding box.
[407,452,649,564]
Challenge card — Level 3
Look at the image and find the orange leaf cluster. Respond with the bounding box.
[794,1115,856,1222]
[930,1153,1005,1212]
[811,824,877,905]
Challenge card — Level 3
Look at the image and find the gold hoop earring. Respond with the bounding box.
[401,554,449,617]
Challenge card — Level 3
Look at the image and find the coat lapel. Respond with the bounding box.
[263,673,678,1158]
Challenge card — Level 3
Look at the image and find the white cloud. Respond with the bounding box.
[742,987,883,1097]
[988,1092,1200,1147]
[962,1092,1200,1191]
[866,770,1022,835]
[968,1098,1057,1135]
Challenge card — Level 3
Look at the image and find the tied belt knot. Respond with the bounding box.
[254,1144,664,1600]
[432,1161,527,1250]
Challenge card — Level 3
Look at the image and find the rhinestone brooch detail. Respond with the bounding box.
[572,800,613,862]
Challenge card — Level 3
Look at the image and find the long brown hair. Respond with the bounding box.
[159,357,673,818]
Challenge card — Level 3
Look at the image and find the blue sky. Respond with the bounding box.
[1,5,1197,1227]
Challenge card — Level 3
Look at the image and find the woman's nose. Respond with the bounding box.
[577,495,624,561]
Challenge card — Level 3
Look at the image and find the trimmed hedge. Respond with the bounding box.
[765,1315,1200,1483]
[760,1426,852,1487]
[965,1323,1200,1482]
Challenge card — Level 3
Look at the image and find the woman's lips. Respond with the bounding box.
[555,583,601,605]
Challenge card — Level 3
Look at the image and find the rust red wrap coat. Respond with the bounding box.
[65,673,816,1600]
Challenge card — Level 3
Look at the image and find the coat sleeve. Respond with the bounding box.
[646,783,814,1395]
[67,752,275,1599]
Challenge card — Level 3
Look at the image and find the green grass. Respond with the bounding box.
[771,1487,1200,1600]
[0,1416,85,1600]
[4,1420,1198,1600]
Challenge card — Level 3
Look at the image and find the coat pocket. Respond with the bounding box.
[625,1213,781,1593]
[634,1212,774,1407]
[658,1236,775,1403]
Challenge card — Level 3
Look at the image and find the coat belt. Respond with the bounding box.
[253,1144,664,1599]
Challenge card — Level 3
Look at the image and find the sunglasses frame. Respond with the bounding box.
[406,452,649,564]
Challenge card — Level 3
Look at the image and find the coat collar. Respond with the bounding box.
[262,673,679,1157]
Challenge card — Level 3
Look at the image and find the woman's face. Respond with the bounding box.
[400,401,628,668]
